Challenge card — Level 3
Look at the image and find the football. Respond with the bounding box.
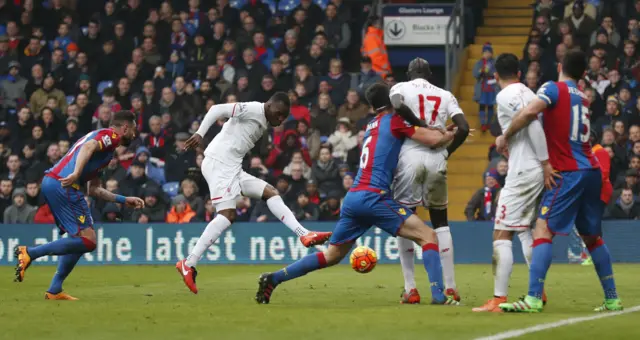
[349,246,377,273]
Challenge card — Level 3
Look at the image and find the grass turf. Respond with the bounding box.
[1,263,639,340]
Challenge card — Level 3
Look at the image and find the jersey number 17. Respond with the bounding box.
[418,95,441,125]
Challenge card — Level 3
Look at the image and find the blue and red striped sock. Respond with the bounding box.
[272,252,327,284]
[28,237,96,259]
[527,238,553,299]
[421,243,446,302]
[588,238,618,299]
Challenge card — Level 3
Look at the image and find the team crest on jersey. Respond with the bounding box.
[111,132,117,139]
[102,135,112,147]
[398,208,407,216]
[78,215,86,224]
[540,206,549,216]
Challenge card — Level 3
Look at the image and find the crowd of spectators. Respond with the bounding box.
[466,0,640,221]
[0,0,394,224]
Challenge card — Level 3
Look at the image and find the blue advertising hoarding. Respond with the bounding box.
[1,222,638,265]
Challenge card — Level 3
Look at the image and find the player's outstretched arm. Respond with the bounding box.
[59,140,98,187]
[87,178,145,209]
[504,97,547,140]
[196,103,237,137]
[446,114,469,158]
[390,93,427,128]
[410,127,454,148]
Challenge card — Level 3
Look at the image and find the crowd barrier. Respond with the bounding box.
[0,222,638,265]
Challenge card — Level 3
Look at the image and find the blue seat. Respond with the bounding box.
[81,26,88,36]
[97,81,113,95]
[320,136,329,144]
[162,182,180,198]
[66,95,75,105]
[270,37,283,50]
[193,79,201,90]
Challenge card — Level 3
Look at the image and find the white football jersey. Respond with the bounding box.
[496,83,542,175]
[204,102,268,164]
[390,78,463,153]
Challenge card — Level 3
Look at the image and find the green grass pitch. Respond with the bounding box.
[1,264,639,339]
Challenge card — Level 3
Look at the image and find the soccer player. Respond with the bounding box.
[254,83,460,305]
[389,57,470,303]
[176,93,332,294]
[496,50,623,312]
[472,53,547,312]
[14,111,145,300]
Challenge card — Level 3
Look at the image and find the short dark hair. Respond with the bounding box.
[271,91,290,110]
[495,53,520,79]
[112,110,136,126]
[103,87,116,97]
[407,57,431,79]
[365,83,391,111]
[562,50,587,80]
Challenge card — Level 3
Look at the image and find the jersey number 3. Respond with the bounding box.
[570,104,590,143]
[360,136,373,169]
[418,95,441,125]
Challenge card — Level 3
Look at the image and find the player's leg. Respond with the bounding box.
[177,157,237,293]
[500,172,581,313]
[575,171,622,311]
[473,229,514,312]
[15,178,96,285]
[391,156,423,303]
[255,201,366,304]
[241,171,330,246]
[425,161,459,300]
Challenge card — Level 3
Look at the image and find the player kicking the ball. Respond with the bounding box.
[496,50,622,312]
[14,111,145,300]
[255,83,460,305]
[176,93,332,294]
[389,58,470,304]
[472,54,548,312]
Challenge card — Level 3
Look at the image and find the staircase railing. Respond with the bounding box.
[445,0,465,91]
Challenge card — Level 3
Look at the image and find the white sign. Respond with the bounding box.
[384,16,456,46]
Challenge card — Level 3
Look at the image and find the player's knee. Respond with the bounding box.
[261,185,278,200]
[218,209,237,223]
[493,229,514,241]
[532,218,553,239]
[581,235,600,249]
[415,228,437,246]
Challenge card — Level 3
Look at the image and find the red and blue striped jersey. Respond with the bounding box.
[537,80,599,172]
[351,113,416,193]
[46,128,121,183]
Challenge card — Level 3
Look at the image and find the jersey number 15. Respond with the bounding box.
[570,104,590,143]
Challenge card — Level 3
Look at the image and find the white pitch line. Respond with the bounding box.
[474,305,640,340]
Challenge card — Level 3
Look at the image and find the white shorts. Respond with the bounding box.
[201,156,268,210]
[393,149,448,209]
[494,168,544,231]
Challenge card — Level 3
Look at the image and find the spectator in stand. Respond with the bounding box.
[628,125,640,153]
[283,150,312,180]
[525,71,540,92]
[252,31,275,70]
[606,187,640,219]
[291,191,319,221]
[594,96,628,137]
[3,188,36,224]
[120,160,160,198]
[614,169,640,196]
[134,146,165,185]
[29,74,66,115]
[603,69,624,103]
[1,61,27,110]
[338,89,368,126]
[319,190,341,221]
[239,47,268,93]
[473,43,497,133]
[131,186,168,223]
[287,90,311,123]
[256,74,277,104]
[0,177,13,219]
[166,194,196,223]
[294,63,317,101]
[325,59,350,107]
[306,179,321,205]
[180,178,204,217]
[465,170,501,221]
[346,130,365,171]
[311,93,338,137]
[270,59,292,92]
[618,40,639,86]
[352,57,382,97]
[291,0,325,30]
[567,1,597,50]
[307,43,330,77]
[362,16,390,78]
[341,171,354,194]
[34,203,55,224]
[165,132,196,183]
[327,118,357,162]
[319,3,350,53]
[312,145,342,196]
[534,14,554,52]
[266,129,311,176]
[591,15,621,48]
[165,50,185,79]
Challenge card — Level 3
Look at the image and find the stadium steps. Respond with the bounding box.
[418,0,532,222]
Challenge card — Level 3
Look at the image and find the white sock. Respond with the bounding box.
[493,240,513,297]
[266,196,309,237]
[436,226,456,290]
[518,230,533,267]
[185,215,232,267]
[397,237,416,291]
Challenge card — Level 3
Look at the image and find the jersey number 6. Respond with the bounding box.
[418,95,441,125]
[360,136,373,169]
